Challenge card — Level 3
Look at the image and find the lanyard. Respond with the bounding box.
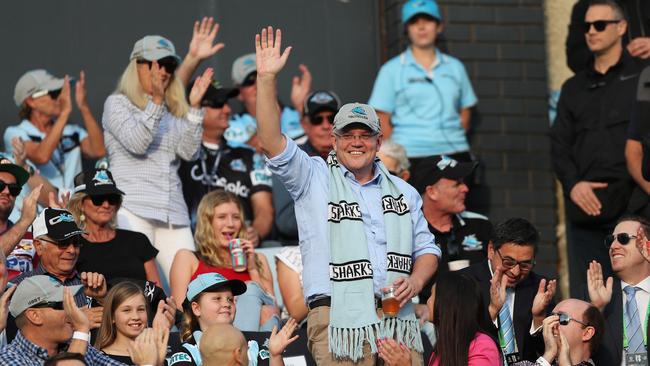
[623,294,650,349]
[199,145,222,187]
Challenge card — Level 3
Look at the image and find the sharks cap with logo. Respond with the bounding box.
[73,168,124,196]
[333,103,381,134]
[402,0,442,24]
[14,69,66,107]
[32,208,84,241]
[130,35,181,63]
[231,53,257,86]
[412,155,477,193]
[304,90,341,119]
[186,273,247,303]
[9,275,84,317]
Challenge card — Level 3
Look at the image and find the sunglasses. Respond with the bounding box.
[604,233,638,247]
[582,19,621,33]
[551,312,589,327]
[38,237,83,249]
[31,301,65,311]
[0,180,21,197]
[310,114,334,125]
[201,100,226,109]
[496,249,535,271]
[241,73,257,87]
[32,88,62,100]
[89,194,121,206]
[137,57,178,74]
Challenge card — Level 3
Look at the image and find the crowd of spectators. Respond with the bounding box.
[0,0,648,365]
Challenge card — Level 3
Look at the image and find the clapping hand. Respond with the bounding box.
[532,278,557,318]
[290,64,312,113]
[128,328,160,366]
[488,266,508,320]
[255,26,292,78]
[587,261,612,311]
[75,71,89,110]
[377,338,412,366]
[268,318,299,357]
[64,287,90,333]
[0,285,16,332]
[188,68,215,108]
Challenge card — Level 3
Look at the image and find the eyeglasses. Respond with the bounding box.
[310,114,334,125]
[604,233,638,247]
[38,237,83,249]
[0,180,21,197]
[241,73,257,87]
[496,249,535,271]
[551,312,589,327]
[335,132,379,141]
[32,88,62,100]
[31,301,65,311]
[582,19,621,33]
[89,194,121,206]
[137,57,179,74]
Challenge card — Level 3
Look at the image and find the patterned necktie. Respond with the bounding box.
[499,287,516,355]
[624,285,645,353]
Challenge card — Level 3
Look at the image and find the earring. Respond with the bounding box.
[80,213,85,222]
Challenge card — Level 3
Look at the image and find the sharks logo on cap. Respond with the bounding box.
[436,155,458,170]
[48,213,75,225]
[351,106,367,116]
[92,170,113,186]
[311,92,335,104]
[243,57,255,66]
[157,38,172,51]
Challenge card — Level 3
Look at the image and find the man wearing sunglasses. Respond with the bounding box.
[4,69,106,192]
[551,0,646,299]
[272,90,341,245]
[460,218,556,363]
[178,81,273,242]
[6,208,109,341]
[224,53,311,151]
[0,275,123,365]
[586,215,650,365]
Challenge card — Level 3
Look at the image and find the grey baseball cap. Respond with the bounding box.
[231,53,256,86]
[333,103,381,134]
[14,70,65,107]
[130,35,181,63]
[9,275,83,317]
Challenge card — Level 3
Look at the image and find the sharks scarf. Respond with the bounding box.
[327,151,423,361]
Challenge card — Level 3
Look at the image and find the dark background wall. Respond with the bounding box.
[381,0,557,277]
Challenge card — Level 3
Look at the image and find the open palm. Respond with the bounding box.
[255,26,292,77]
[189,17,224,60]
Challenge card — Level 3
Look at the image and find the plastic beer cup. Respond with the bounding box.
[382,286,400,317]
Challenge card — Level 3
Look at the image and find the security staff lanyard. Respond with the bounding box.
[623,297,650,350]
[199,145,222,187]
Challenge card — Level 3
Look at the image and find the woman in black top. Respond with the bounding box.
[68,168,160,284]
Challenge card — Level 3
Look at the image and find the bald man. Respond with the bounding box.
[200,324,249,366]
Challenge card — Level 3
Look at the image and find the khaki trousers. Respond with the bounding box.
[306,305,424,366]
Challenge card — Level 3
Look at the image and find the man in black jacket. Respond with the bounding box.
[460,218,556,363]
[586,215,650,365]
[552,0,646,298]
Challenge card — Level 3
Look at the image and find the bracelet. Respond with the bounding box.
[72,331,90,342]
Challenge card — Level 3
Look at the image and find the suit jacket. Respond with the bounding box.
[460,261,553,362]
[592,278,650,365]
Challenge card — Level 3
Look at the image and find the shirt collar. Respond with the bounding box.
[621,275,650,293]
[338,160,383,186]
[12,331,50,361]
[35,263,80,282]
[404,47,446,70]
[19,120,44,137]
[586,50,631,78]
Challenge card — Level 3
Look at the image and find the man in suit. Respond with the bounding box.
[460,218,556,363]
[587,215,650,365]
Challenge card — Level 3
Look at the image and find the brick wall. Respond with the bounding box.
[380,0,557,276]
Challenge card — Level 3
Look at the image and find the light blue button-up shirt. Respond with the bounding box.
[267,136,440,300]
[368,47,477,157]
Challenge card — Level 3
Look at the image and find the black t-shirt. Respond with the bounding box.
[102,353,134,365]
[76,229,158,282]
[178,141,272,230]
[418,211,494,304]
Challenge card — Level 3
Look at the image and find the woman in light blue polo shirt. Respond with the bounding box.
[368,0,477,186]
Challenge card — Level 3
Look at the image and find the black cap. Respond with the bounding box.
[73,169,124,196]
[188,80,239,109]
[0,157,29,187]
[33,208,84,241]
[412,155,477,193]
[304,90,341,118]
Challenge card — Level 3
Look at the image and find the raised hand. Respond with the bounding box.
[11,137,27,169]
[255,26,292,77]
[59,75,73,115]
[188,17,225,61]
[587,261,613,311]
[64,287,90,333]
[48,190,70,209]
[532,278,557,317]
[81,271,107,299]
[377,338,412,366]
[0,285,16,332]
[635,226,650,263]
[75,71,89,110]
[268,317,300,357]
[570,181,608,216]
[488,266,508,320]
[290,64,312,113]
[152,297,177,330]
[128,328,159,366]
[151,61,166,105]
[19,184,42,225]
[188,68,215,108]
[153,324,170,365]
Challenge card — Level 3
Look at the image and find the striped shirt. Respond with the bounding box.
[9,264,92,307]
[102,94,204,226]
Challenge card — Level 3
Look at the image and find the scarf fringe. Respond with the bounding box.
[328,319,423,361]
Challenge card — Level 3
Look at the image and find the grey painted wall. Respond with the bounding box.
[0,0,381,147]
